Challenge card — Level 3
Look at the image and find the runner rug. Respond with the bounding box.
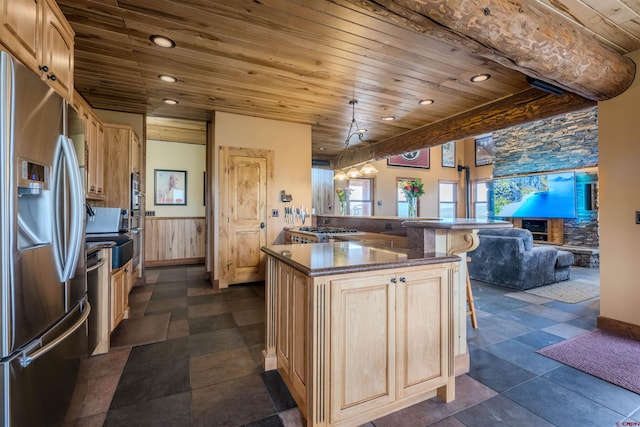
[538,330,640,395]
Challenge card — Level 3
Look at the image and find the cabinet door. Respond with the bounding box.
[41,0,73,100]
[131,133,141,175]
[0,0,41,71]
[330,273,396,422]
[396,267,449,398]
[290,268,308,400]
[110,267,125,332]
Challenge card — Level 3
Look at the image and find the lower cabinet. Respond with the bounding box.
[110,260,131,332]
[267,258,454,426]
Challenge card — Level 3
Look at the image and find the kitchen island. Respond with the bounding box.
[261,242,459,426]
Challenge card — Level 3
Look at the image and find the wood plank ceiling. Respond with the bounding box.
[57,0,640,165]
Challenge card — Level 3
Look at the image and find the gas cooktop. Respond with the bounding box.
[297,226,359,234]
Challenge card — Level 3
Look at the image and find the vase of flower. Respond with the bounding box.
[336,186,352,216]
[399,178,425,218]
[407,196,417,218]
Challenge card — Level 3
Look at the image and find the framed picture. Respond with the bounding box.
[387,148,430,169]
[154,169,187,205]
[475,135,494,167]
[441,141,455,168]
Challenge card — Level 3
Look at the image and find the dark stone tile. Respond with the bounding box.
[129,283,155,295]
[187,300,230,319]
[156,269,187,283]
[484,339,561,375]
[495,308,558,329]
[233,307,266,326]
[145,296,187,314]
[504,377,623,427]
[243,415,284,427]
[188,327,246,357]
[372,397,451,426]
[190,347,258,389]
[466,315,534,348]
[187,277,215,288]
[468,348,537,393]
[439,374,498,413]
[145,304,187,321]
[191,374,275,427]
[150,286,187,301]
[222,285,261,301]
[454,395,553,427]
[188,313,236,335]
[542,300,599,317]
[110,356,190,408]
[428,417,466,427]
[514,330,565,349]
[564,315,598,330]
[124,336,189,371]
[104,392,191,427]
[260,370,297,412]
[474,295,532,314]
[470,280,513,297]
[187,293,225,306]
[228,297,265,313]
[543,365,640,416]
[239,323,266,346]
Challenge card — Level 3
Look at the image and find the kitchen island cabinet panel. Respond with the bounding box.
[262,242,458,426]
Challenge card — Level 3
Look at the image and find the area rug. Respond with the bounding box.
[110,313,171,349]
[538,330,640,395]
[524,279,599,303]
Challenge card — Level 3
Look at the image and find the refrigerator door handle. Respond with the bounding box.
[52,135,84,282]
[17,299,91,368]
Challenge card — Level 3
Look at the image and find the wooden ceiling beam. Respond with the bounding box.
[336,88,596,168]
[349,0,635,101]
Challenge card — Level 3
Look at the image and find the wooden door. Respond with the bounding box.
[41,0,73,100]
[219,146,271,286]
[0,0,41,72]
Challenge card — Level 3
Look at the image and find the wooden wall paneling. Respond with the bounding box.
[144,217,206,266]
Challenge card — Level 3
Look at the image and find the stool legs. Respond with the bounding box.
[466,257,478,329]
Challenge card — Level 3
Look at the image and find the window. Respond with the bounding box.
[439,181,457,218]
[474,181,489,219]
[396,178,416,217]
[346,178,373,216]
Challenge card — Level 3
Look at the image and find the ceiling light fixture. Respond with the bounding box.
[381,115,397,121]
[150,35,176,48]
[418,99,435,105]
[470,73,491,83]
[345,99,367,143]
[163,98,179,105]
[333,169,348,181]
[158,74,177,83]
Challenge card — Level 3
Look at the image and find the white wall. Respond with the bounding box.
[146,140,206,217]
[597,50,640,327]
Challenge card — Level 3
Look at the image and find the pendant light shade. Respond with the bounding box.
[360,162,378,175]
[333,169,348,180]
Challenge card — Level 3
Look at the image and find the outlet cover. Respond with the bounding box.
[636,211,640,224]
[272,209,279,217]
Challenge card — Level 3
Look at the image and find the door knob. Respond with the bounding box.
[260,222,265,229]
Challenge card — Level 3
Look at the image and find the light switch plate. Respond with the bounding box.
[636,211,640,224]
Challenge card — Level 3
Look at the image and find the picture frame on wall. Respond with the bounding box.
[387,148,430,169]
[154,169,187,205]
[475,135,494,167]
[441,141,455,168]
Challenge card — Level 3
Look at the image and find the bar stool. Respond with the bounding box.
[466,257,478,329]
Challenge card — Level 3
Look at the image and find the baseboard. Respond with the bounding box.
[144,257,204,267]
[455,352,470,376]
[597,316,640,341]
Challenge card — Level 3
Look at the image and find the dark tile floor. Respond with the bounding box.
[67,265,640,426]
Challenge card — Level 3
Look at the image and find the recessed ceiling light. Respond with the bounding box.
[150,35,176,48]
[163,98,179,105]
[381,115,397,121]
[470,73,491,83]
[418,99,435,105]
[158,74,177,83]
[319,146,326,151]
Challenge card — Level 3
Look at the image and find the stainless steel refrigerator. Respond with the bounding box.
[0,50,90,426]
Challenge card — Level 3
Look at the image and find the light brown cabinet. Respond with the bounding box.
[110,259,131,332]
[0,0,74,101]
[266,256,455,426]
[71,91,105,200]
[103,124,139,212]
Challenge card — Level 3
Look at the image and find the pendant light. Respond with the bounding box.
[334,99,369,180]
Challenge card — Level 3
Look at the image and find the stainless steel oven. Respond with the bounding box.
[131,172,141,213]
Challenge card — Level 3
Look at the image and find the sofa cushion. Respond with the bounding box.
[556,250,574,268]
[478,227,534,251]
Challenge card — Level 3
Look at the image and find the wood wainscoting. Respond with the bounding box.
[145,217,206,266]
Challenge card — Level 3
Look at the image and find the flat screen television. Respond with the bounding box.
[492,171,577,219]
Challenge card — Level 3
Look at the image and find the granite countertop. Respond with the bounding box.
[331,232,408,248]
[261,241,459,277]
[402,218,513,230]
[86,241,116,255]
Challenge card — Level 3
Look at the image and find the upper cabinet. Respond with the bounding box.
[0,0,74,101]
[71,91,106,200]
[103,124,141,211]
